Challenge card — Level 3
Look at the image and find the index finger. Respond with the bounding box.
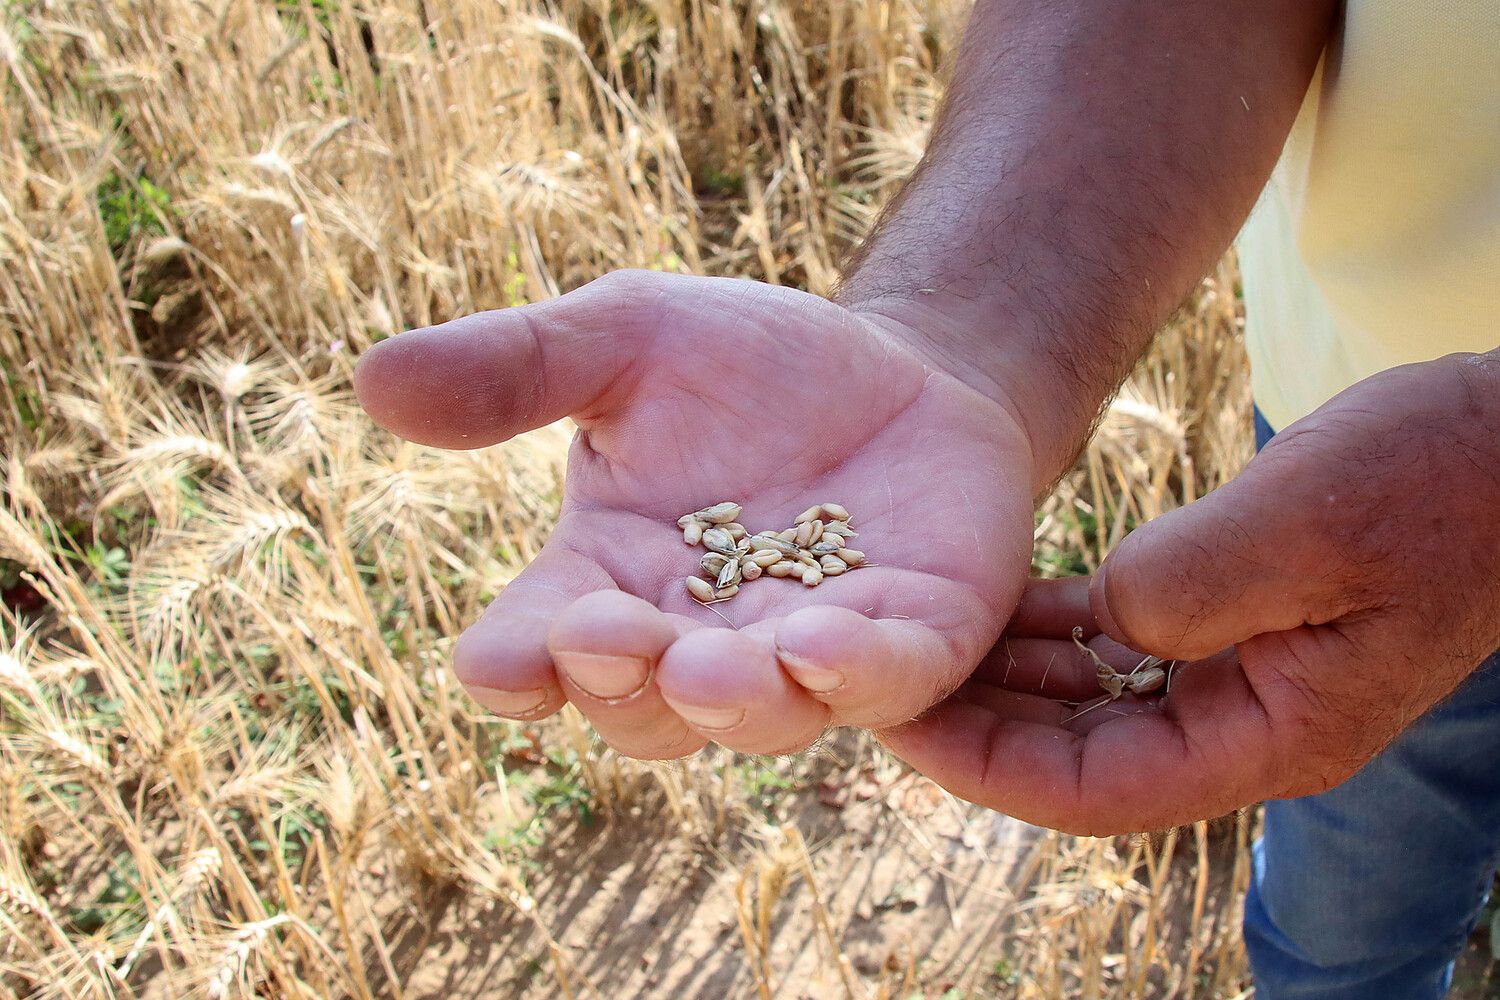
[1006,576,1100,639]
[877,645,1278,835]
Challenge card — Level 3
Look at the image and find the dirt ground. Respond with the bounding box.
[334,727,1500,1000]
[362,732,1251,1000]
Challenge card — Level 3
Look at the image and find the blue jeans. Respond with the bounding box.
[1243,407,1500,999]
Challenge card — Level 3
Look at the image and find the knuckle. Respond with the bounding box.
[574,268,671,335]
[586,267,661,301]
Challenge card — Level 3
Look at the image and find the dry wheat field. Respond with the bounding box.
[0,0,1308,996]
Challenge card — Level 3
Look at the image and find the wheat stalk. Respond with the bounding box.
[0,0,1253,995]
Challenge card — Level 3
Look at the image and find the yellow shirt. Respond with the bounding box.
[1236,1,1500,433]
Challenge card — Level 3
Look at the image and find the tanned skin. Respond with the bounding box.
[352,0,1500,833]
[840,0,1338,484]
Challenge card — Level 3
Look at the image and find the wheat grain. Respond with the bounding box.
[2,2,1251,989]
[694,502,742,524]
[749,535,798,557]
[0,651,40,702]
[125,434,236,467]
[41,728,111,784]
[678,502,864,601]
[0,508,51,572]
[701,527,737,556]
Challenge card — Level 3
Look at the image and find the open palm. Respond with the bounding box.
[356,270,1038,758]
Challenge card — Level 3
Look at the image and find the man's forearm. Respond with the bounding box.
[838,0,1335,485]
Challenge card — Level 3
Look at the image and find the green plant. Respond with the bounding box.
[96,172,171,257]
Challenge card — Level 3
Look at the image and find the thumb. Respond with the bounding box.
[354,269,661,449]
[1089,449,1361,660]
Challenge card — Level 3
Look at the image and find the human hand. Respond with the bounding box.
[882,352,1500,834]
[355,270,1038,758]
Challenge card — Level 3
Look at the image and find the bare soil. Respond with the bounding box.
[375,734,1250,1000]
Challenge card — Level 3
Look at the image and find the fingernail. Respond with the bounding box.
[464,685,548,716]
[557,653,650,700]
[776,647,844,693]
[660,697,744,731]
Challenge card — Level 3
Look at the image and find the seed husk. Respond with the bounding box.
[749,534,798,556]
[1125,666,1166,695]
[702,527,737,555]
[696,502,742,524]
[677,499,860,602]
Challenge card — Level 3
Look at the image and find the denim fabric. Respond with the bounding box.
[1253,405,1277,452]
[1243,405,1500,999]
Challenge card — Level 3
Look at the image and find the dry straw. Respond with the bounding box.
[0,0,1252,995]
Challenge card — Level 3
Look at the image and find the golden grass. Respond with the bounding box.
[2,0,1253,996]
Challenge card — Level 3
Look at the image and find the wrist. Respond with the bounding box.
[848,292,1100,493]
